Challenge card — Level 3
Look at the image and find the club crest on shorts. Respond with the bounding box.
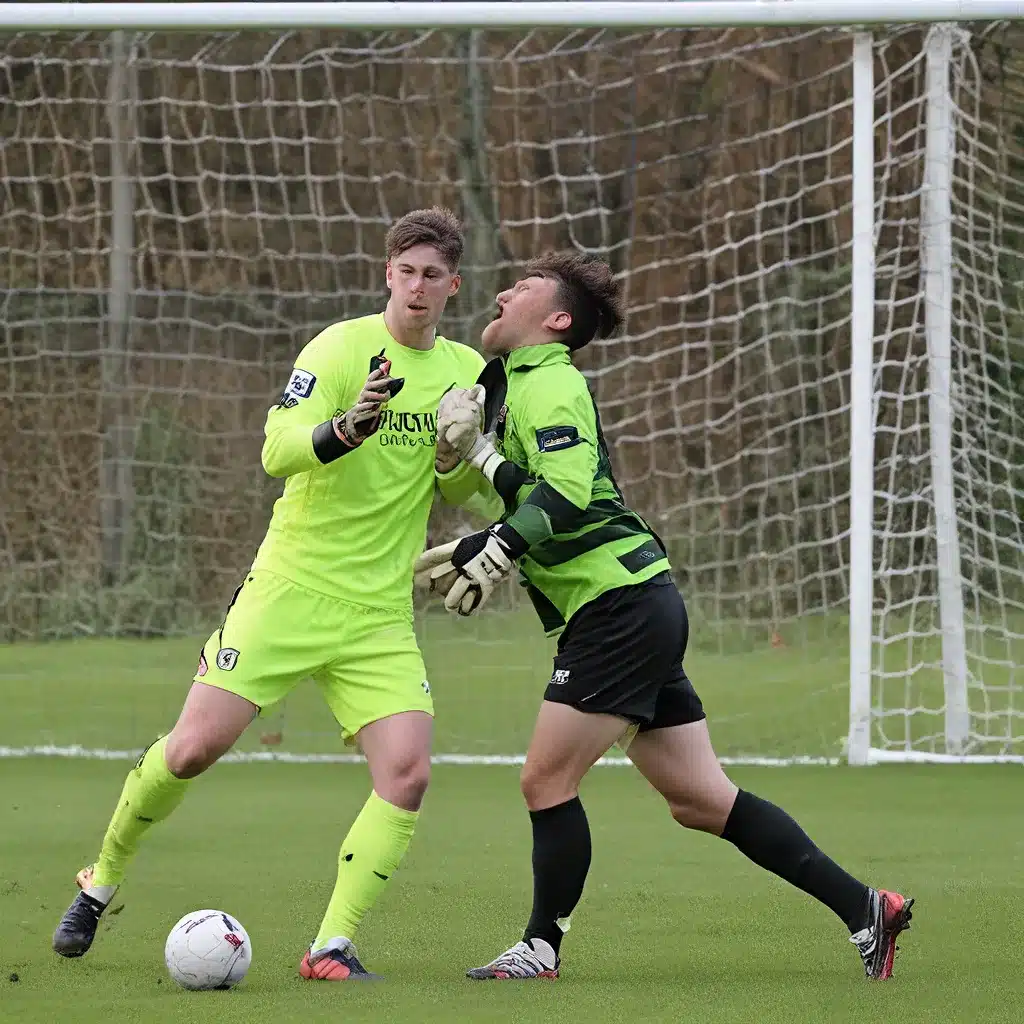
[551,668,571,685]
[421,679,431,695]
[216,647,240,671]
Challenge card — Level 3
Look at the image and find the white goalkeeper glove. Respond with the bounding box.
[436,384,504,483]
[414,523,527,616]
[434,386,480,473]
[437,384,484,452]
[414,539,481,616]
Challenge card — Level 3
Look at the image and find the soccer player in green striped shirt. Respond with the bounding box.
[418,252,914,982]
[52,208,487,980]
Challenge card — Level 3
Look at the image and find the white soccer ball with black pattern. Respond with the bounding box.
[164,909,252,990]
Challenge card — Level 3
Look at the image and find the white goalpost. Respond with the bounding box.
[1,2,1022,766]
[6,2,1024,31]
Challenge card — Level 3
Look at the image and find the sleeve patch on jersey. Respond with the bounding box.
[535,425,582,453]
[283,368,317,401]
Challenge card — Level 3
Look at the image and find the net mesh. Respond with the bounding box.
[0,23,1021,759]
[872,25,1024,756]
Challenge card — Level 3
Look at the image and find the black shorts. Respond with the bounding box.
[544,571,705,731]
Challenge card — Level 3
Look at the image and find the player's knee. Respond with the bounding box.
[376,754,430,811]
[667,792,732,834]
[396,764,430,811]
[668,799,716,832]
[164,733,224,779]
[519,761,543,805]
[520,761,572,810]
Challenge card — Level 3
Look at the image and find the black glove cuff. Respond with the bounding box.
[491,522,529,560]
[312,418,360,464]
[450,522,528,570]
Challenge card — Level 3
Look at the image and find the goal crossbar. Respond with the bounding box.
[1,1,1023,32]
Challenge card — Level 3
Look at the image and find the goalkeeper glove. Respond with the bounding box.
[437,385,484,451]
[437,384,504,483]
[434,386,482,473]
[415,523,528,616]
[333,349,404,448]
[414,539,473,611]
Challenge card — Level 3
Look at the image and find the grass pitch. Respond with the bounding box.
[1,614,1022,1021]
[1,760,1022,1023]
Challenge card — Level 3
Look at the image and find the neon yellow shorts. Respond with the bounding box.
[193,569,432,741]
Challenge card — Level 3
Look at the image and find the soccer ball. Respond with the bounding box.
[164,909,252,991]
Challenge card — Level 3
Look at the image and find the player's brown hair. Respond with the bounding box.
[526,250,625,350]
[385,207,464,272]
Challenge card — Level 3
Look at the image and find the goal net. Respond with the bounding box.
[1,22,1021,762]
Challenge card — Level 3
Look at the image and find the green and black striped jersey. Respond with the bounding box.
[493,342,669,635]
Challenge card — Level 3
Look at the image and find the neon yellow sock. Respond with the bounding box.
[91,736,190,888]
[314,791,419,948]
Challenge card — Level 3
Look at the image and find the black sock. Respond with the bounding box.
[721,789,871,932]
[523,796,591,955]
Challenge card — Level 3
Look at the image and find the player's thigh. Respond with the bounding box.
[313,606,433,745]
[193,570,332,713]
[522,700,630,809]
[166,682,259,776]
[627,719,738,833]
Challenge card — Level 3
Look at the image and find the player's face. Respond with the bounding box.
[386,244,460,331]
[481,274,566,356]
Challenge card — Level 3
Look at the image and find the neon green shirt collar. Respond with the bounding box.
[504,341,571,372]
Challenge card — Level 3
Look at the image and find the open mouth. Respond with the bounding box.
[408,303,428,312]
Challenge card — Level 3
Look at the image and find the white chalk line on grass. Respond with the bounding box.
[4,745,1020,765]
[0,744,841,766]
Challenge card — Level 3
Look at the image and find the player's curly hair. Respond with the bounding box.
[526,250,625,350]
[385,207,464,271]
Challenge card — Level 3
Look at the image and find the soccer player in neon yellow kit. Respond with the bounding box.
[52,208,488,980]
